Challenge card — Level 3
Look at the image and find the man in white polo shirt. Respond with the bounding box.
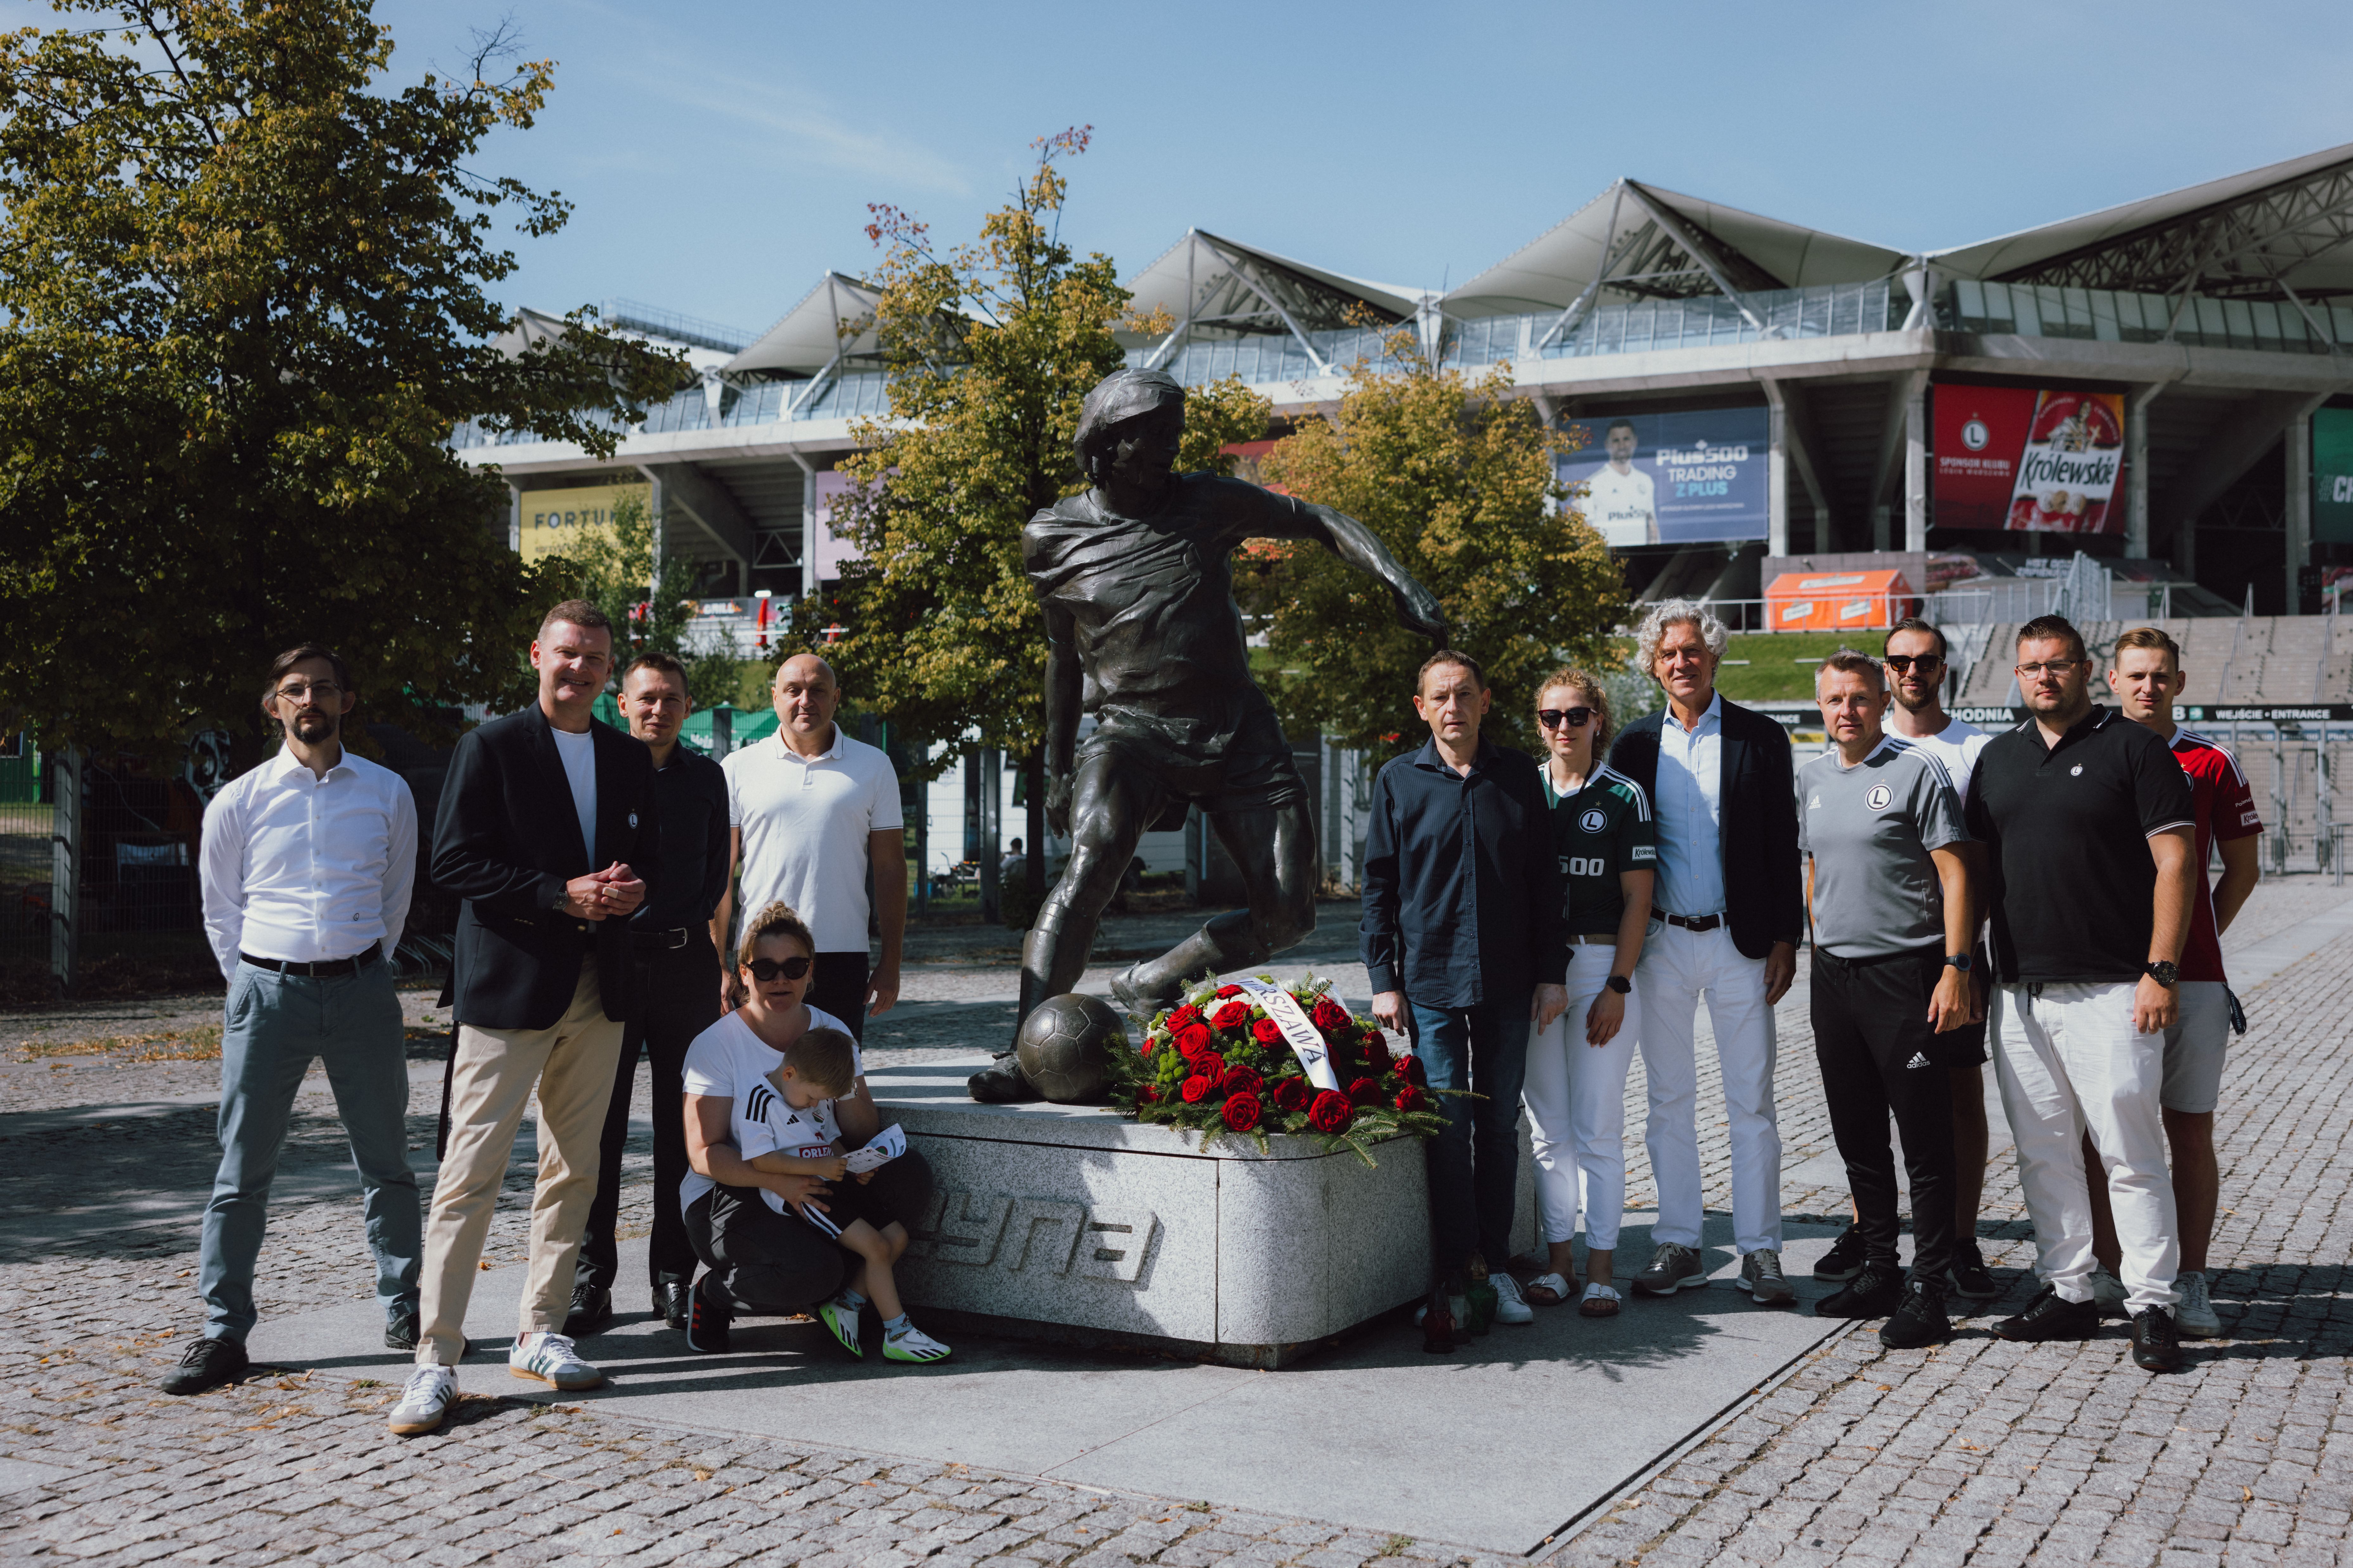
[715,653,906,1039]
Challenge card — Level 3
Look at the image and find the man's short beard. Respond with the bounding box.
[1890,683,1938,713]
[292,712,339,740]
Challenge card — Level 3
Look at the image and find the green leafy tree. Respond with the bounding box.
[542,490,742,713]
[0,3,681,760]
[784,128,1268,893]
[1251,329,1626,755]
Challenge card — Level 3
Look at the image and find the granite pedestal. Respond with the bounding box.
[871,1055,1535,1367]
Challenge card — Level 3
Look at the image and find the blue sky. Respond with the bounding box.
[359,0,2353,336]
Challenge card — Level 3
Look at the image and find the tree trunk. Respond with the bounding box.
[1025,750,1046,899]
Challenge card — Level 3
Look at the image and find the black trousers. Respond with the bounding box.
[685,1151,932,1314]
[578,934,722,1297]
[809,949,870,1042]
[1811,947,1959,1285]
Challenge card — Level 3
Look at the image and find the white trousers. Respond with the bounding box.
[1523,946,1644,1250]
[1636,921,1781,1254]
[1993,982,2179,1312]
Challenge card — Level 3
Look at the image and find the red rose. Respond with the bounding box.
[1180,1074,1213,1103]
[1311,996,1352,1033]
[1394,1084,1427,1114]
[1214,985,1243,999]
[1167,1004,1203,1031]
[1211,1000,1251,1030]
[1223,1066,1265,1096]
[1137,1085,1162,1106]
[1175,1023,1214,1061]
[1221,1092,1263,1132]
[1271,1076,1311,1112]
[1394,1052,1427,1087]
[1346,1075,1385,1107]
[1251,1017,1284,1045]
[1308,1090,1355,1134]
[1199,1052,1226,1085]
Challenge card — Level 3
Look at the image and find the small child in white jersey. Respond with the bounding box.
[741,1026,949,1364]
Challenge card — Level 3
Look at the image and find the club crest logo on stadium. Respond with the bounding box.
[1866,784,1893,811]
[1580,808,1607,833]
[1962,416,1991,452]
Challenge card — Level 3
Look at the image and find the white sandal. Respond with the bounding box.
[1579,1282,1623,1318]
[1525,1271,1573,1306]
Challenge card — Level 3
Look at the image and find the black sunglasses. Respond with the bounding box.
[1883,654,1945,675]
[1537,707,1595,730]
[745,955,812,983]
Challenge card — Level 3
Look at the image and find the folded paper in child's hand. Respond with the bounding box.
[843,1123,907,1173]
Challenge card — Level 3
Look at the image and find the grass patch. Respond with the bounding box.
[17,1023,223,1062]
[1714,632,1891,703]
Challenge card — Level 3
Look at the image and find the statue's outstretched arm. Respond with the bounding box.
[1290,501,1448,644]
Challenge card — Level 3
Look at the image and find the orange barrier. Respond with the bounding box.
[1763,569,1919,632]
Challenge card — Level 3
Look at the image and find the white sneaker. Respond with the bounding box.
[882,1324,953,1363]
[509,1331,603,1391]
[2088,1269,2129,1320]
[1490,1272,1535,1325]
[2174,1270,2221,1339]
[387,1363,457,1436]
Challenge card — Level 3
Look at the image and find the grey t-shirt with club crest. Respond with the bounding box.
[1796,736,1971,959]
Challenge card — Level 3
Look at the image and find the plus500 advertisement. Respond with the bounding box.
[1933,386,2126,534]
[1560,407,1767,547]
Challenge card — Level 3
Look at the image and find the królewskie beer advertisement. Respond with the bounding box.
[1932,385,2126,534]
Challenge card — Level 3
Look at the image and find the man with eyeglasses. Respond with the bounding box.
[167,645,420,1396]
[389,600,661,1436]
[1963,614,2196,1373]
[571,653,733,1338]
[1811,618,2001,1302]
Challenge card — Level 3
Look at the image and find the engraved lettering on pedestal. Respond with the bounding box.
[908,1190,1010,1265]
[1075,1208,1158,1283]
[1004,1198,1087,1273]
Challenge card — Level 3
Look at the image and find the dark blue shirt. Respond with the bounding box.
[635,745,731,935]
[1359,737,1567,1008]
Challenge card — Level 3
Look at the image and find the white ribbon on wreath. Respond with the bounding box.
[1231,976,1342,1093]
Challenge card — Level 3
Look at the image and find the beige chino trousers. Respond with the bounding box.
[416,959,625,1366]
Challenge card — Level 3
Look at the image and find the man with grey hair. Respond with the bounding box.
[1607,600,1803,1304]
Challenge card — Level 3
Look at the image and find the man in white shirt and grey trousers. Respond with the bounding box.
[167,644,420,1396]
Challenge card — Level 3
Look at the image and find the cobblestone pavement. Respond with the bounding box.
[5,885,2350,1566]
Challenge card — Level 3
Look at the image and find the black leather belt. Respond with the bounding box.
[1662,913,1723,932]
[632,926,692,950]
[240,942,382,976]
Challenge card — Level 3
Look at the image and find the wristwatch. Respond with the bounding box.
[1943,953,1972,972]
[2144,959,2180,988]
[1606,974,1632,995]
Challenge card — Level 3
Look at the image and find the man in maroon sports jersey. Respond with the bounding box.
[2083,626,2261,1339]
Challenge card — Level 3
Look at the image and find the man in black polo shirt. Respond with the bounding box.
[1964,615,2196,1372]
[571,653,733,1335]
[1364,651,1567,1323]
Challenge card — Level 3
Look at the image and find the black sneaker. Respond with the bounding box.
[159,1335,248,1395]
[653,1279,691,1331]
[685,1276,732,1354]
[1993,1284,2098,1343]
[1815,1263,1904,1319]
[1880,1279,1952,1349]
[384,1303,420,1352]
[1948,1239,1999,1301]
[1812,1224,1867,1282]
[2130,1307,2184,1373]
[562,1284,612,1338]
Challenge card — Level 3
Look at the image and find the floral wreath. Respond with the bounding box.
[1106,972,1447,1164]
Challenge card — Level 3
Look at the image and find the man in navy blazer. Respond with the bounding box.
[1606,601,1803,1306]
[390,600,659,1437]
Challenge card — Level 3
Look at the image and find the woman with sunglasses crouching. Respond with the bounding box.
[1521,670,1656,1317]
[678,902,932,1354]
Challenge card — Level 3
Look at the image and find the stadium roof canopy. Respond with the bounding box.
[724,272,885,380]
[1120,228,1431,373]
[1927,140,2353,304]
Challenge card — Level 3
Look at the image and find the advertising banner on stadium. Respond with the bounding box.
[1560,407,1768,547]
[1933,386,2125,534]
[515,481,650,565]
[2315,407,2353,545]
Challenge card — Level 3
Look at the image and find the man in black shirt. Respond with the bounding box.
[1964,615,2196,1372]
[572,653,733,1335]
[1363,652,1567,1321]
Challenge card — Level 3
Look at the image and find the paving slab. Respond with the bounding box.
[246,1214,1846,1554]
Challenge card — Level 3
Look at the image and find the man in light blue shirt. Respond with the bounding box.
[1606,602,1805,1306]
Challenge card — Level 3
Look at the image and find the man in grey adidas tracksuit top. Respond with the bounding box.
[1797,653,1976,1348]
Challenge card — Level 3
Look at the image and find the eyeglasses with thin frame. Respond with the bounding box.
[1536,707,1595,730]
[2014,660,2087,679]
[273,681,343,705]
[1882,654,1944,675]
[744,955,812,983]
